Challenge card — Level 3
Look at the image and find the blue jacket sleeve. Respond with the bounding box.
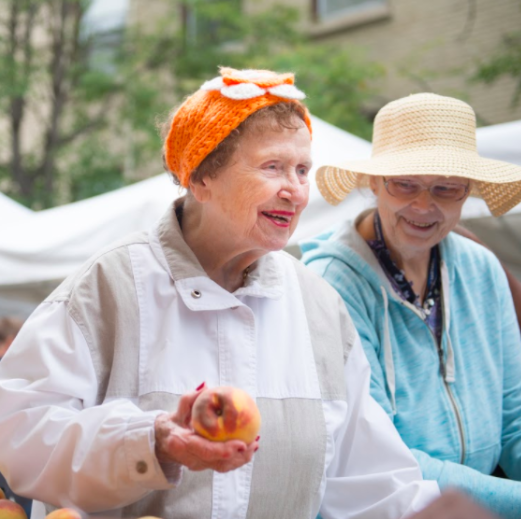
[412,449,521,519]
[496,261,521,479]
[306,255,521,519]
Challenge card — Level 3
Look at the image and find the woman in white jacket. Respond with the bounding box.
[0,68,439,519]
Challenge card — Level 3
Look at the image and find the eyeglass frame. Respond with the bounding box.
[382,176,471,202]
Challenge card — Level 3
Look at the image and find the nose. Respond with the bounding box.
[278,172,309,206]
[410,188,435,211]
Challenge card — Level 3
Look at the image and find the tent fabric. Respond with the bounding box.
[1,115,520,315]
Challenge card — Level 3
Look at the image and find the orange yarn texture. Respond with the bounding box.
[164,68,312,187]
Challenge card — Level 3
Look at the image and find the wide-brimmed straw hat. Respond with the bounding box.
[316,93,521,216]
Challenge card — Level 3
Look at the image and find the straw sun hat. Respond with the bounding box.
[316,93,521,216]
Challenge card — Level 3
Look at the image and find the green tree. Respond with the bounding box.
[0,0,382,209]
[473,31,521,106]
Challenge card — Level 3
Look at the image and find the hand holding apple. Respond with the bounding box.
[191,386,261,444]
[154,384,259,473]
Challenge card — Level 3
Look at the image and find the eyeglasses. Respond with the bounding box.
[383,177,470,202]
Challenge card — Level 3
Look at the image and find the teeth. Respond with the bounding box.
[263,212,288,222]
[406,219,433,228]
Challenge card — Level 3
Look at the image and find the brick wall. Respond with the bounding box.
[246,0,521,125]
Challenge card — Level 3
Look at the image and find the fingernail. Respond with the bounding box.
[196,382,206,391]
[255,436,260,442]
[238,446,245,453]
[254,446,259,452]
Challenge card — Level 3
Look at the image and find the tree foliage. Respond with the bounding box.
[0,0,382,209]
[473,31,521,106]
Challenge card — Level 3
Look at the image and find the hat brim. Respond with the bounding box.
[316,148,521,216]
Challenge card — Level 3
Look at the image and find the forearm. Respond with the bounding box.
[0,302,173,511]
[0,392,173,511]
[412,449,521,519]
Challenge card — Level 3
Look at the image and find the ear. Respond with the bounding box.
[369,176,379,195]
[189,176,212,203]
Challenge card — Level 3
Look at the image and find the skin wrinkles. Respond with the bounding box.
[184,117,312,292]
[359,175,471,300]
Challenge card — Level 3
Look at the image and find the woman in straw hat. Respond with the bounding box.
[302,92,521,518]
[0,69,439,518]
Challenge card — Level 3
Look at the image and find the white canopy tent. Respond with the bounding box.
[0,116,520,316]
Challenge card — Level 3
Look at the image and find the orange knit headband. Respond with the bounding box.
[164,67,313,187]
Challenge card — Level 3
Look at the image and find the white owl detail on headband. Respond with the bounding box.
[200,68,306,101]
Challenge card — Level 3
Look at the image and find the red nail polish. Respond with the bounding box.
[255,436,260,442]
[254,446,259,452]
[196,382,206,391]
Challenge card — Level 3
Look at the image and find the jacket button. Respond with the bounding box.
[191,290,202,299]
[136,460,148,474]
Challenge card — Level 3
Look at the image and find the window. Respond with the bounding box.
[314,0,386,22]
[310,0,390,35]
[181,0,242,48]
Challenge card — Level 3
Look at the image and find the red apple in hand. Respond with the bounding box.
[0,500,28,519]
[191,386,261,444]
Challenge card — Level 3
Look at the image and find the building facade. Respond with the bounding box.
[245,0,521,125]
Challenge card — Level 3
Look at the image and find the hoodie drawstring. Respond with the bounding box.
[380,286,397,415]
[441,262,455,383]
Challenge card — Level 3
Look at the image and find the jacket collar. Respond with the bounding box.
[154,200,284,300]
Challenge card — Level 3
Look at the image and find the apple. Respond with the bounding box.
[191,386,261,444]
[0,499,28,519]
[44,509,82,519]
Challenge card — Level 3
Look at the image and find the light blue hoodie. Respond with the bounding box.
[301,214,521,519]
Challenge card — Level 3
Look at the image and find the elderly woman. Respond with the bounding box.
[302,93,521,519]
[0,69,439,519]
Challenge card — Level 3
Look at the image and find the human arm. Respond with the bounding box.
[453,224,521,329]
[408,490,499,519]
[319,333,439,519]
[0,301,255,512]
[154,389,257,473]
[312,256,521,519]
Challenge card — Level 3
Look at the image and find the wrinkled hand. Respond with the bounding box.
[409,490,500,519]
[154,386,258,473]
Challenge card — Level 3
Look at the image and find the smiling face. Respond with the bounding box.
[193,116,312,255]
[370,175,470,258]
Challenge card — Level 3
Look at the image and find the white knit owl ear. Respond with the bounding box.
[221,83,266,100]
[267,84,306,100]
[199,74,306,101]
[200,77,225,91]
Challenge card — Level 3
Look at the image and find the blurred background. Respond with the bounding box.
[1,0,521,317]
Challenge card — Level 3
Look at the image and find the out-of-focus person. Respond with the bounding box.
[0,316,31,517]
[302,93,521,519]
[0,317,23,359]
[0,69,439,519]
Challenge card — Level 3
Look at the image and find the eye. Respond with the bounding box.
[262,162,279,171]
[394,180,417,191]
[297,166,309,176]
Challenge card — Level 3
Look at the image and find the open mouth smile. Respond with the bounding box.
[261,210,295,228]
[403,217,436,230]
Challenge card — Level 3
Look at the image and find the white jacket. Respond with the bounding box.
[0,203,439,519]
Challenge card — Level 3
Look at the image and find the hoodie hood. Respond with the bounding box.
[300,210,457,413]
[300,210,400,301]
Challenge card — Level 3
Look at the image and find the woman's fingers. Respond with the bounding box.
[155,417,259,472]
[173,382,206,427]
